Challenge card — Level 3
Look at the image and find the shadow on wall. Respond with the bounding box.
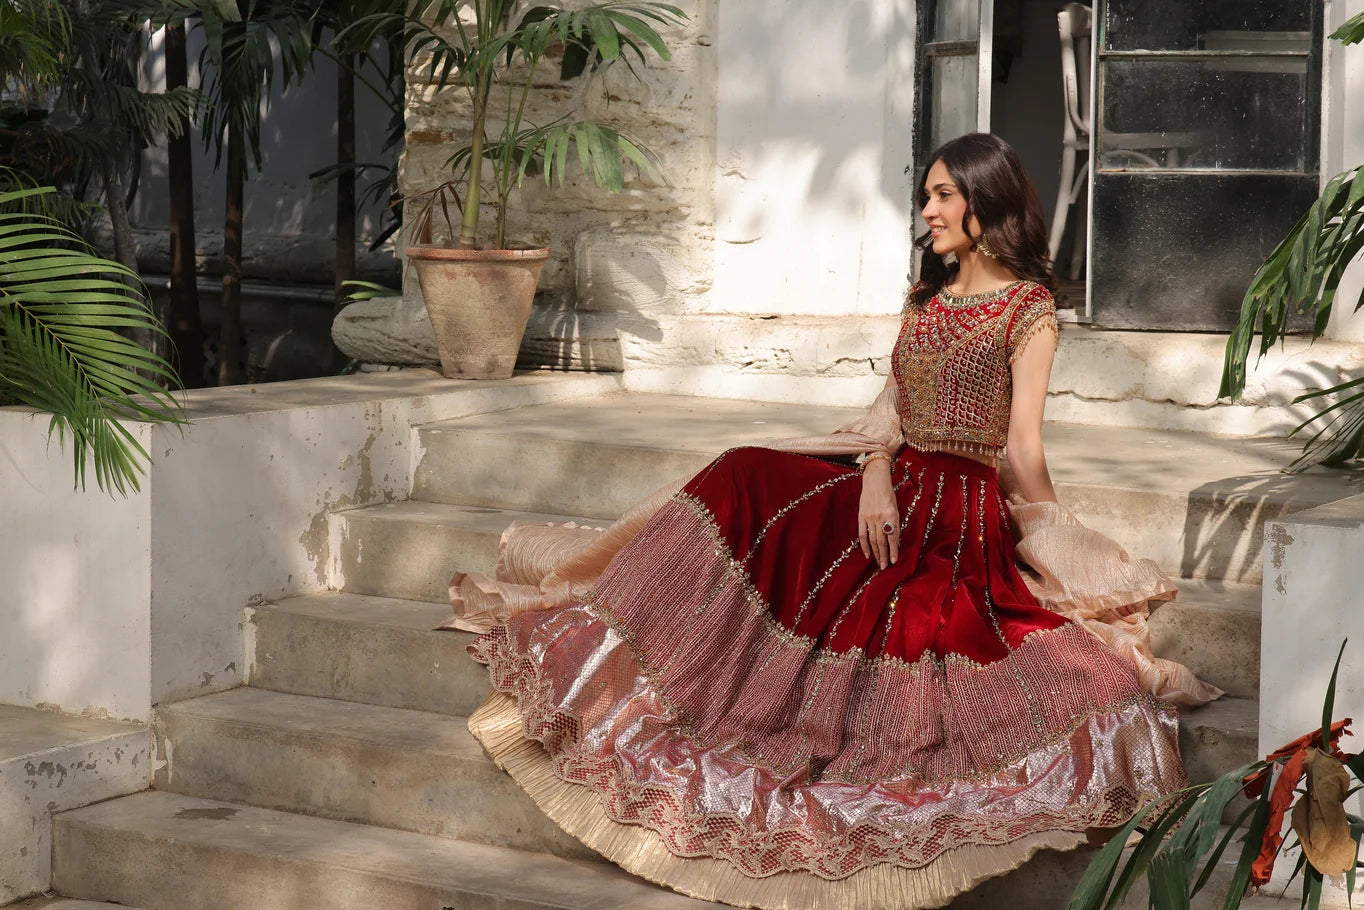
[1178,463,1364,585]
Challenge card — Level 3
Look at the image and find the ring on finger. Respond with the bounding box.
[881,521,895,534]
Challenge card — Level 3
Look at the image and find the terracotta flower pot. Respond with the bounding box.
[407,245,551,380]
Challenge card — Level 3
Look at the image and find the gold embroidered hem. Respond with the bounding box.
[471,690,1089,910]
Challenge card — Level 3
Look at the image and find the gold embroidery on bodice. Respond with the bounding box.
[892,280,1057,459]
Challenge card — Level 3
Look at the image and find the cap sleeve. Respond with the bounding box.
[1006,284,1058,365]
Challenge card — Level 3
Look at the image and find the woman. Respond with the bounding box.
[447,133,1221,909]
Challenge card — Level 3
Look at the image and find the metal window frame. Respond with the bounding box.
[1093,2,1323,176]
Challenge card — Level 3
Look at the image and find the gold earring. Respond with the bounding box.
[976,236,998,260]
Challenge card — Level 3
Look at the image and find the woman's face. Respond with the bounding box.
[921,158,980,257]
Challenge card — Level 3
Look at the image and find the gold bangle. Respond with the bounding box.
[860,452,892,472]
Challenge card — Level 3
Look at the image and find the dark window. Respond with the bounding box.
[1090,0,1321,330]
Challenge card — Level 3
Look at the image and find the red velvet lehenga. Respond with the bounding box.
[447,282,1220,909]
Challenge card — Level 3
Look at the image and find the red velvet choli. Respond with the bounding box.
[894,279,1058,459]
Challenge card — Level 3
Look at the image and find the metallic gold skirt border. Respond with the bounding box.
[470,690,1086,910]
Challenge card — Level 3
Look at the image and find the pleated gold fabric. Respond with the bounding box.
[471,690,1086,910]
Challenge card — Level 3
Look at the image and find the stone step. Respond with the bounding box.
[333,500,591,603]
[250,589,1263,730]
[51,791,717,910]
[1179,696,1258,791]
[152,685,1257,869]
[245,592,1259,816]
[50,785,1260,910]
[152,687,593,861]
[0,706,150,905]
[411,393,1364,584]
[5,900,144,909]
[246,593,486,718]
[327,493,1264,697]
[1149,577,1262,700]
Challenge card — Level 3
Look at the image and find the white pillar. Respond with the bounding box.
[1260,494,1364,904]
[1323,0,1364,342]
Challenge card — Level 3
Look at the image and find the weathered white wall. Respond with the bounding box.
[1260,493,1364,903]
[1261,493,1364,757]
[145,395,412,705]
[1323,0,1364,343]
[0,414,153,722]
[711,0,917,318]
[0,373,617,720]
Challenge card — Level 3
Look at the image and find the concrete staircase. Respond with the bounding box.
[47,391,1362,909]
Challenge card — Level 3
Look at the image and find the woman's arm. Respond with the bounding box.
[1005,326,1058,503]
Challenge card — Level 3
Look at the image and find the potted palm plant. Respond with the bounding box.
[341,0,684,380]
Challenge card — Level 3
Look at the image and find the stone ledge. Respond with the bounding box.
[0,371,621,722]
[335,304,1363,438]
[0,706,149,904]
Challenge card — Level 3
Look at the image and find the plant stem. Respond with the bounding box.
[334,50,357,370]
[219,126,246,386]
[497,54,540,250]
[165,21,205,389]
[458,71,489,248]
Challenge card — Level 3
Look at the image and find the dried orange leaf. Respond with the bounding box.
[1291,747,1358,876]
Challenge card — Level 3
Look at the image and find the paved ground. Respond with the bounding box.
[436,390,1364,506]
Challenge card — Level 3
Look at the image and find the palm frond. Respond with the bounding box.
[1219,165,1364,468]
[64,70,205,142]
[0,0,71,91]
[0,186,183,494]
[1330,11,1364,45]
[372,0,684,247]
[198,1,319,168]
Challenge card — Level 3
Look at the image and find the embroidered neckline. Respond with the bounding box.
[936,279,1028,309]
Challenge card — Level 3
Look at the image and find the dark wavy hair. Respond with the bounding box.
[908,132,1058,307]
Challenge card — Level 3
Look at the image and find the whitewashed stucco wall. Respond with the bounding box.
[1324,0,1364,343]
[0,414,153,722]
[711,0,918,319]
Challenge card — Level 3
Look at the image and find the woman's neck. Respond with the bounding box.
[948,250,1019,295]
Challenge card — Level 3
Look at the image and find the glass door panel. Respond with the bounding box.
[916,0,992,166]
[914,0,992,283]
[934,0,981,41]
[1090,0,1320,330]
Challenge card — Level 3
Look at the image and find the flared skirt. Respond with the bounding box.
[468,446,1186,909]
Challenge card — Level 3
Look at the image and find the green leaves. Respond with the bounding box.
[1071,642,1363,910]
[1067,765,1274,910]
[1330,11,1364,45]
[0,0,71,91]
[463,120,660,192]
[351,0,684,248]
[0,186,183,494]
[1218,17,1364,470]
[1219,165,1364,469]
[197,0,318,170]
